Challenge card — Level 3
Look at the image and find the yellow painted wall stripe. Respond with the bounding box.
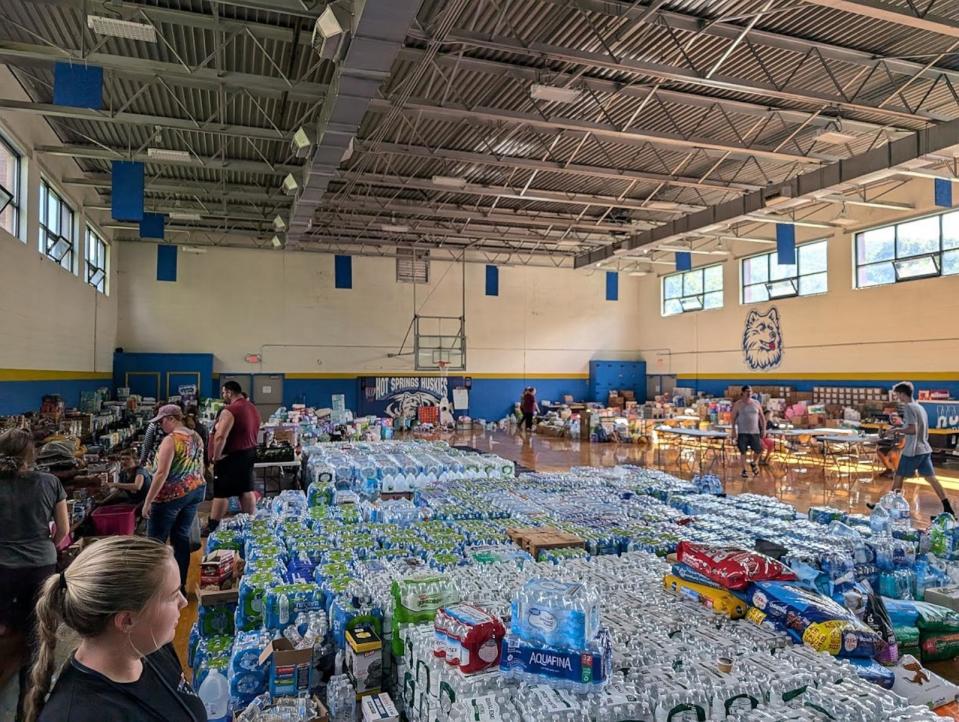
[679,372,959,381]
[284,372,590,380]
[0,369,112,382]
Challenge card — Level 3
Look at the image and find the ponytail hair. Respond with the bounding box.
[0,428,34,478]
[25,537,172,722]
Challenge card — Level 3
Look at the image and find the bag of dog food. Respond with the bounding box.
[747,581,883,658]
[676,542,797,591]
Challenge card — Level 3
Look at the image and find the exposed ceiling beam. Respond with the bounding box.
[84,204,278,223]
[539,0,959,90]
[336,170,703,214]
[367,98,832,165]
[399,45,901,136]
[576,117,959,267]
[0,99,292,143]
[0,41,328,102]
[425,29,946,124]
[312,214,612,247]
[46,0,316,43]
[324,197,656,233]
[361,141,760,193]
[35,144,302,176]
[63,176,288,204]
[800,0,959,39]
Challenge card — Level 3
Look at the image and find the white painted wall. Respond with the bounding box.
[632,178,959,377]
[116,244,643,374]
[0,65,118,372]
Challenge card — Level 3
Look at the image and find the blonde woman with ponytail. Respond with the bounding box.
[0,428,69,721]
[25,536,204,722]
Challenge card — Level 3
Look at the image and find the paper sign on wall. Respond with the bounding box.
[453,388,469,410]
[262,385,272,394]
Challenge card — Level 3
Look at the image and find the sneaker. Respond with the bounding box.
[741,470,748,479]
[750,462,759,475]
[943,498,955,516]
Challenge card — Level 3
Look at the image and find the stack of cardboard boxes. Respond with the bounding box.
[607,389,636,408]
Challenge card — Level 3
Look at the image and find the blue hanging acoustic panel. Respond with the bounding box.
[485,265,499,296]
[140,213,165,240]
[334,255,352,289]
[111,161,145,221]
[53,63,103,109]
[156,244,177,282]
[935,178,953,208]
[605,271,619,301]
[675,252,692,272]
[776,223,796,265]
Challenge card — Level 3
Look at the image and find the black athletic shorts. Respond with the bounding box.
[737,433,763,455]
[213,447,257,498]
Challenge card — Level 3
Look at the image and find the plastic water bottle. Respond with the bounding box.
[870,504,891,534]
[885,490,911,524]
[197,668,230,722]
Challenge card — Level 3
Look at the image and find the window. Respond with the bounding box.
[396,248,429,284]
[856,210,959,288]
[742,239,828,303]
[85,226,108,293]
[0,134,20,238]
[39,180,76,272]
[662,263,723,316]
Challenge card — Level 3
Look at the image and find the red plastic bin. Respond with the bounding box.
[90,504,137,536]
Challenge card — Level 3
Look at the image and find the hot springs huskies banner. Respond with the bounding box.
[358,376,463,422]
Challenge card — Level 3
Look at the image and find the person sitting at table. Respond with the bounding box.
[99,449,151,507]
[729,385,766,478]
[759,410,780,466]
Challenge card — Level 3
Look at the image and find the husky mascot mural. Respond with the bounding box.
[742,307,784,371]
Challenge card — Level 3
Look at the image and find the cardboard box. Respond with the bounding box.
[347,625,383,695]
[925,586,959,613]
[892,655,959,709]
[200,549,237,590]
[361,693,399,722]
[309,697,330,722]
[259,638,314,697]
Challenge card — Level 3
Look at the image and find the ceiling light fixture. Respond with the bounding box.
[273,215,288,232]
[291,127,313,159]
[181,245,207,254]
[167,211,203,221]
[381,223,411,233]
[530,83,582,104]
[282,173,299,195]
[87,15,157,42]
[147,147,192,163]
[314,4,351,39]
[271,234,284,249]
[431,175,467,189]
[628,270,649,277]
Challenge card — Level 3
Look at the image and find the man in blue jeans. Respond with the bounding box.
[887,382,954,517]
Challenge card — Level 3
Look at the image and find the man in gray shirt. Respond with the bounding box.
[889,381,953,516]
[730,385,766,479]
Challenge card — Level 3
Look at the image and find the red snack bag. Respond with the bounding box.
[676,541,797,590]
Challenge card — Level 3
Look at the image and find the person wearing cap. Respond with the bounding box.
[882,382,954,517]
[141,405,206,593]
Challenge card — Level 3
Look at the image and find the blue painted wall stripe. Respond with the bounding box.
[334,255,352,289]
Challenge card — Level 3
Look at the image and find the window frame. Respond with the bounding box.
[0,132,21,240]
[661,262,725,317]
[39,178,77,273]
[85,224,108,294]
[740,238,829,304]
[855,209,959,289]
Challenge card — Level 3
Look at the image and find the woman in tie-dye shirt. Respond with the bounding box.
[142,404,206,593]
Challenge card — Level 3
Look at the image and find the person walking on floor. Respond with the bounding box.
[520,386,538,433]
[141,405,205,595]
[882,381,954,516]
[730,385,766,478]
[24,536,204,722]
[0,428,70,722]
[205,381,261,534]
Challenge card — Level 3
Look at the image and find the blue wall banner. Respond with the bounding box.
[358,376,464,422]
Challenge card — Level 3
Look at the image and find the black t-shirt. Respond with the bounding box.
[39,644,207,722]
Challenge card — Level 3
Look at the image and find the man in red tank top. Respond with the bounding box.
[205,381,261,533]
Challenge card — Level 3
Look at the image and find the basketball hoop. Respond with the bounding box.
[436,360,450,380]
